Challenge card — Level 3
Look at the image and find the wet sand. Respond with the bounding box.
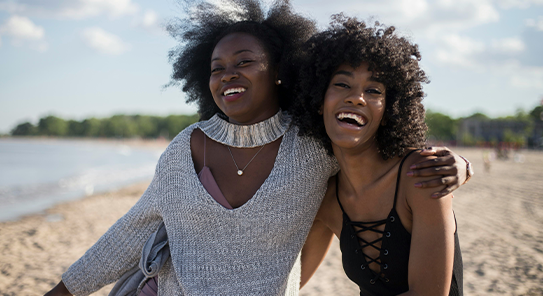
[1,148,542,295]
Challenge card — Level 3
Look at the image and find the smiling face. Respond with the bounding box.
[323,62,387,152]
[209,32,280,125]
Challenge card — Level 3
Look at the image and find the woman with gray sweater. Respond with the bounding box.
[44,1,469,295]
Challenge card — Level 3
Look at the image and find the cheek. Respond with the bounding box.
[322,94,334,119]
[374,100,386,124]
[209,76,217,91]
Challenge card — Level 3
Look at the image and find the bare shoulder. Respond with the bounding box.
[400,150,450,204]
[190,128,205,148]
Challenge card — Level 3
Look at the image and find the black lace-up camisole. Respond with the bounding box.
[337,150,463,296]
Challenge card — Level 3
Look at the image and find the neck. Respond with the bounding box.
[332,141,394,196]
[228,105,280,125]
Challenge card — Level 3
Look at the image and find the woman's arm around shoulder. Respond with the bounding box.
[408,146,471,198]
[300,177,338,288]
[399,152,457,296]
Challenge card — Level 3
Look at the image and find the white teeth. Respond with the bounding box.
[337,112,366,126]
[223,87,246,96]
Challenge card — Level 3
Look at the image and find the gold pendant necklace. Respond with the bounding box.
[226,145,266,176]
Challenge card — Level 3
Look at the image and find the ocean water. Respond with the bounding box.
[0,138,165,222]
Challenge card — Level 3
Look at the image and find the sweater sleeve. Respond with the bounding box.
[61,153,166,296]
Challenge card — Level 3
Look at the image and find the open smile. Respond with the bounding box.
[221,86,247,102]
[336,112,367,129]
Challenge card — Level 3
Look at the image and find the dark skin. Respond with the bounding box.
[190,129,281,208]
[44,34,467,296]
[192,32,283,208]
[301,64,457,295]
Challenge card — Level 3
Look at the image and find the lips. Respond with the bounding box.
[336,112,367,127]
[220,85,247,102]
[223,87,246,96]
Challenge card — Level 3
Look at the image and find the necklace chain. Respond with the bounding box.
[227,145,266,176]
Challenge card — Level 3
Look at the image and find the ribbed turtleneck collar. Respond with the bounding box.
[198,110,291,148]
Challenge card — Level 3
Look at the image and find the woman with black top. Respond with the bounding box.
[295,16,463,295]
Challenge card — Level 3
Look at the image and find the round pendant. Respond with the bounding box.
[237,170,243,176]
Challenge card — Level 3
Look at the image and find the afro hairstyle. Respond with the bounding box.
[167,0,317,120]
[291,14,429,159]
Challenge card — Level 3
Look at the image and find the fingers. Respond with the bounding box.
[408,164,458,177]
[420,146,451,157]
[413,176,458,198]
[410,154,455,170]
[414,175,457,188]
[419,147,437,156]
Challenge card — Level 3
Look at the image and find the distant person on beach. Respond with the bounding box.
[295,17,463,295]
[44,1,471,295]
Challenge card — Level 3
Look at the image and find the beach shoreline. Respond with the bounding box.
[0,137,170,224]
[1,148,542,295]
[0,136,171,150]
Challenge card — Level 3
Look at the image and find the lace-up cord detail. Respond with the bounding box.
[335,150,418,285]
[336,174,391,285]
[349,218,388,284]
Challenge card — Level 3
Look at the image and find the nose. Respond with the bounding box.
[221,68,239,82]
[344,93,367,106]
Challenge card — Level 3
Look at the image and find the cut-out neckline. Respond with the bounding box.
[190,126,287,211]
[335,149,418,283]
[197,135,232,209]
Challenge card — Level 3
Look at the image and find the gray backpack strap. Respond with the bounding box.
[109,222,170,296]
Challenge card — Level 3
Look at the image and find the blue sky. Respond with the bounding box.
[0,0,542,133]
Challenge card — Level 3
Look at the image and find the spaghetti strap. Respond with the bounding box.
[392,149,420,208]
[203,134,207,166]
[335,174,347,214]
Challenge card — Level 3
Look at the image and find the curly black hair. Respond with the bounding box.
[291,15,429,159]
[167,0,317,120]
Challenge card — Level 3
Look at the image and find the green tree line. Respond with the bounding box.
[9,105,543,143]
[11,114,199,139]
[426,105,543,145]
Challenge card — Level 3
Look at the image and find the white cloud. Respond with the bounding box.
[496,0,543,9]
[0,15,47,51]
[491,37,525,53]
[432,33,543,89]
[525,16,543,31]
[81,27,130,55]
[0,0,139,20]
[141,10,158,29]
[295,0,499,37]
[435,34,485,69]
[133,9,164,33]
[0,15,44,39]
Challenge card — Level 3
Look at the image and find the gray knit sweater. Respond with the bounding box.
[62,114,337,296]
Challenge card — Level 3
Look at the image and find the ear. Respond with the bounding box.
[274,71,281,86]
[318,106,323,115]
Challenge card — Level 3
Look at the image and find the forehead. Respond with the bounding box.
[334,62,384,84]
[211,33,267,59]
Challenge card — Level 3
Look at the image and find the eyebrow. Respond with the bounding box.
[332,70,383,82]
[211,49,255,62]
[332,70,353,78]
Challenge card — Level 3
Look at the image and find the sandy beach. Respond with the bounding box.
[1,147,542,295]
